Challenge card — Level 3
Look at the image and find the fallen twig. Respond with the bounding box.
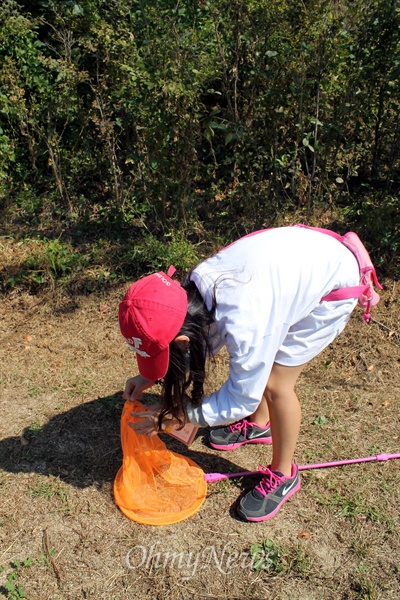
[42,529,63,587]
[370,317,400,344]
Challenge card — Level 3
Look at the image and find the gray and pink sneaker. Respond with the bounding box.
[209,418,272,451]
[237,463,300,522]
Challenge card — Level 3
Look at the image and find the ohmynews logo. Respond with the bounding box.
[126,543,258,580]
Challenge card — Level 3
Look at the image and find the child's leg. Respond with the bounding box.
[237,361,306,522]
[248,394,270,427]
[263,362,306,476]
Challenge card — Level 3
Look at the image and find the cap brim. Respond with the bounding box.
[136,346,170,381]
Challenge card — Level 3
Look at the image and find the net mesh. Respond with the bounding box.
[114,400,207,525]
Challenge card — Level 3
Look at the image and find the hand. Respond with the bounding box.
[128,405,181,437]
[122,374,154,402]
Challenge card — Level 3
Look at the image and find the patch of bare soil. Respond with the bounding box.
[0,280,399,600]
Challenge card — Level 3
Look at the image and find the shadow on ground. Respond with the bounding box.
[0,392,253,491]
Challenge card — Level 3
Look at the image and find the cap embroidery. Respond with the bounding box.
[126,337,151,358]
[154,273,171,286]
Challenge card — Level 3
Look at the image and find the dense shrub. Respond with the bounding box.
[0,0,398,281]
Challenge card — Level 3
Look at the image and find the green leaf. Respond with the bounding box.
[313,415,327,426]
[225,132,237,145]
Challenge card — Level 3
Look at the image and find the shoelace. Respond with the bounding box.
[255,466,284,498]
[229,418,250,436]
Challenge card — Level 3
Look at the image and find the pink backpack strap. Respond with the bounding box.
[295,223,342,241]
[321,285,370,302]
[221,224,382,323]
[296,224,383,323]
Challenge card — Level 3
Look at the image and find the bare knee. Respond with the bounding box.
[263,362,306,404]
[264,380,283,404]
[264,381,295,406]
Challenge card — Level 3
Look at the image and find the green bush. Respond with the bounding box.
[0,0,398,286]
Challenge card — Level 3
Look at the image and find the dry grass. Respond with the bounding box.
[0,272,399,599]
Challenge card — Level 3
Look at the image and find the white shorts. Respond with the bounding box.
[275,298,358,367]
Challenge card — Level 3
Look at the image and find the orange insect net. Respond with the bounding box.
[114,400,207,526]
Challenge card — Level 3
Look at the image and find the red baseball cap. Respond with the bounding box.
[118,266,188,381]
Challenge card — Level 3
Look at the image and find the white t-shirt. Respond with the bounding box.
[189,227,359,427]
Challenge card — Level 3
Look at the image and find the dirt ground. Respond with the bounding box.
[0,278,399,600]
